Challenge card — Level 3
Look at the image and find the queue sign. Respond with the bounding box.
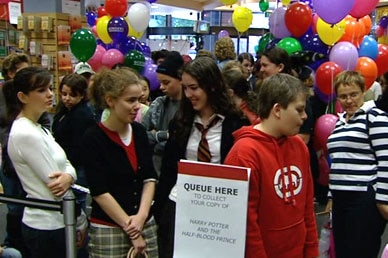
[174,160,250,258]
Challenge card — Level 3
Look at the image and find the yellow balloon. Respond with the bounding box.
[221,0,238,5]
[232,6,253,33]
[317,18,346,46]
[281,0,291,5]
[96,15,112,44]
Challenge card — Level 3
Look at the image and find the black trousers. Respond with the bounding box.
[332,186,386,258]
[157,199,176,258]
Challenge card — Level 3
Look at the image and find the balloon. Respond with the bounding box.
[144,55,153,66]
[314,0,354,24]
[277,37,302,54]
[97,6,108,18]
[105,0,128,17]
[335,99,344,113]
[259,0,269,12]
[88,45,106,72]
[108,16,128,42]
[314,114,338,151]
[147,0,158,3]
[124,50,145,73]
[339,15,365,48]
[221,0,237,5]
[258,32,274,54]
[142,63,160,91]
[232,6,253,33]
[360,15,372,35]
[376,44,388,76]
[358,36,378,60]
[299,32,328,55]
[316,18,345,46]
[91,25,97,37]
[329,41,358,70]
[127,3,151,32]
[96,15,112,44]
[265,38,281,51]
[70,28,97,62]
[269,7,291,39]
[281,0,291,5]
[218,30,229,38]
[350,0,379,19]
[314,85,336,104]
[86,11,97,27]
[284,2,312,38]
[311,13,319,34]
[376,26,385,38]
[140,42,151,57]
[355,57,377,90]
[315,61,343,95]
[300,0,313,10]
[101,49,124,69]
[379,16,388,29]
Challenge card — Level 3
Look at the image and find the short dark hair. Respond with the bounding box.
[2,53,30,81]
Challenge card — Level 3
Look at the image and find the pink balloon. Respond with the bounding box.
[329,41,358,70]
[335,99,344,113]
[312,13,319,34]
[88,45,106,72]
[91,25,98,37]
[101,49,124,69]
[350,0,379,19]
[314,114,338,151]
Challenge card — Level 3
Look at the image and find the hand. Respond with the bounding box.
[130,235,147,255]
[325,199,332,213]
[47,172,73,197]
[76,228,88,248]
[377,203,388,220]
[123,214,146,239]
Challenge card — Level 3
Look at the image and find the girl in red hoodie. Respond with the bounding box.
[225,73,319,258]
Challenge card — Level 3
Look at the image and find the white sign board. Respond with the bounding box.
[174,160,250,258]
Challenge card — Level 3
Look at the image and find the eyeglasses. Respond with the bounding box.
[337,92,361,101]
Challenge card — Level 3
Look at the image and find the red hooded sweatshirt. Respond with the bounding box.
[224,126,319,258]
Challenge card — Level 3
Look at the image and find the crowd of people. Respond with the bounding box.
[0,34,388,258]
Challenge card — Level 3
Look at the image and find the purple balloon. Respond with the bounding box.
[329,41,358,70]
[86,11,97,27]
[269,7,292,39]
[108,17,129,42]
[142,63,160,91]
[144,56,153,66]
[314,84,336,104]
[379,16,388,29]
[314,0,354,24]
[148,0,157,3]
[119,37,136,54]
[218,30,230,38]
[299,0,313,9]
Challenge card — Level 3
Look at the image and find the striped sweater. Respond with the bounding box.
[327,100,388,204]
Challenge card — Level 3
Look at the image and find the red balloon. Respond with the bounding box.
[105,0,128,17]
[339,15,365,48]
[315,61,343,95]
[97,6,108,18]
[285,2,312,37]
[313,114,338,152]
[376,26,385,38]
[317,154,330,186]
[376,44,388,76]
[355,57,377,90]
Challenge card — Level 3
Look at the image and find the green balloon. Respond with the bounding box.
[259,0,269,12]
[124,50,145,74]
[70,29,97,62]
[258,32,274,54]
[277,37,302,55]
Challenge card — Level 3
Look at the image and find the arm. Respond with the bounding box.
[93,193,131,228]
[141,97,169,145]
[224,142,268,258]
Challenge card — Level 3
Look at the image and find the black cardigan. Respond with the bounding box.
[81,122,158,225]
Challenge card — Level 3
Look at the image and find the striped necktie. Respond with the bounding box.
[195,116,220,162]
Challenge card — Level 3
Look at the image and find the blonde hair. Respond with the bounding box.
[214,37,236,62]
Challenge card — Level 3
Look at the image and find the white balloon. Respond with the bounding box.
[127,3,151,32]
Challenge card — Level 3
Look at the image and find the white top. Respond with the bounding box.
[8,117,76,230]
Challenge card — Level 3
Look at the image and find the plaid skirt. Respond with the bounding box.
[89,216,158,258]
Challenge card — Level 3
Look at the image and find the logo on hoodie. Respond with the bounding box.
[274,165,303,201]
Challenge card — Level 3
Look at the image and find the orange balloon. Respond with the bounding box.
[339,15,365,47]
[355,57,377,90]
[360,15,372,35]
